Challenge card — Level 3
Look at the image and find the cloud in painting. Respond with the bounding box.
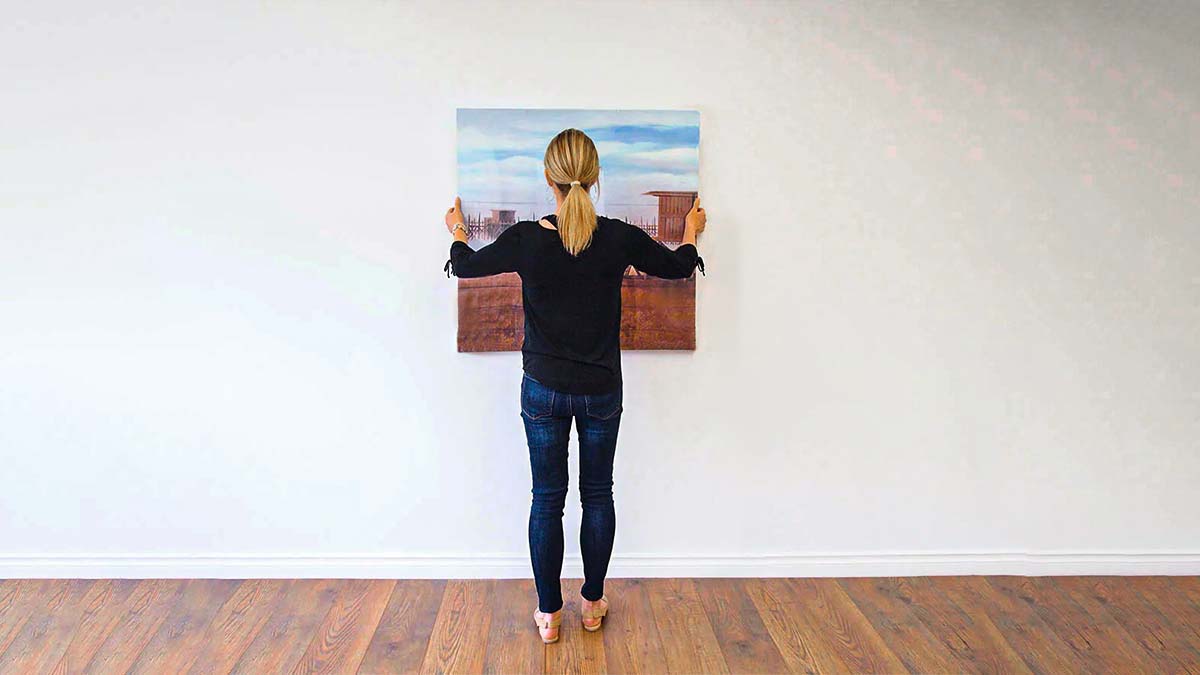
[607,147,699,174]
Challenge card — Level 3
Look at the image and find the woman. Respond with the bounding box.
[443,128,706,644]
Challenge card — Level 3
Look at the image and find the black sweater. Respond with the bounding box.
[446,214,703,394]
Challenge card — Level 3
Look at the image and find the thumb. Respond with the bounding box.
[691,196,701,211]
[454,196,462,211]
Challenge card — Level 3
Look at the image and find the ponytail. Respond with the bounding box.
[557,180,597,256]
[544,128,601,256]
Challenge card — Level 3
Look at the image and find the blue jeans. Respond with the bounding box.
[520,373,622,613]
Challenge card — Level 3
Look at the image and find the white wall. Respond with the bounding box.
[3,0,1198,578]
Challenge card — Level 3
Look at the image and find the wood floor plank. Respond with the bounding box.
[987,576,1152,674]
[543,578,606,675]
[1173,576,1200,611]
[697,578,790,674]
[420,579,495,675]
[1061,577,1200,674]
[0,580,65,659]
[942,576,1080,675]
[600,578,669,675]
[899,577,1033,674]
[1143,577,1200,642]
[1133,577,1200,660]
[1137,578,1200,667]
[642,578,730,674]
[0,580,30,659]
[126,579,240,674]
[479,579,541,675]
[82,579,186,674]
[1034,577,1158,672]
[0,581,20,620]
[787,578,909,674]
[747,578,848,674]
[48,579,141,675]
[0,579,92,673]
[361,579,449,675]
[839,577,962,674]
[228,579,343,675]
[187,578,289,675]
[288,579,394,675]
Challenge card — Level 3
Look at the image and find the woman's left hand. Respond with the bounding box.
[445,196,465,234]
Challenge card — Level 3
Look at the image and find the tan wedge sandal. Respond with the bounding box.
[533,608,562,644]
[580,594,609,632]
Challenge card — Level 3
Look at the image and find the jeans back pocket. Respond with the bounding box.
[584,388,623,420]
[521,374,556,420]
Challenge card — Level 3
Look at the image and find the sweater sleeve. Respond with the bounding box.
[626,224,703,279]
[445,224,521,278]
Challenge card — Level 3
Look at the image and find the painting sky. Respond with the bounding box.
[456,109,699,226]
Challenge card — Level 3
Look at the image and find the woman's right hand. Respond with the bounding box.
[686,197,706,236]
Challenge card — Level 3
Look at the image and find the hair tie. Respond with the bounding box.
[569,180,581,186]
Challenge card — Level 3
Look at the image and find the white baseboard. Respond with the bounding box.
[2,551,1198,579]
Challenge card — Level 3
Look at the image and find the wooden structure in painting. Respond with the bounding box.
[643,190,698,243]
[485,209,516,226]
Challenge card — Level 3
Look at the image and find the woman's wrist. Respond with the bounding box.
[681,225,697,247]
[451,222,468,243]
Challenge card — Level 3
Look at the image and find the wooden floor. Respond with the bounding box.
[1,577,1199,674]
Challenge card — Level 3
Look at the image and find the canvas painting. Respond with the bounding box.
[456,108,701,352]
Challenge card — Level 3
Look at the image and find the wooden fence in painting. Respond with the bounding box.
[457,193,697,351]
[457,272,696,352]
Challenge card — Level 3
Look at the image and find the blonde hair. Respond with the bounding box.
[544,128,600,256]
